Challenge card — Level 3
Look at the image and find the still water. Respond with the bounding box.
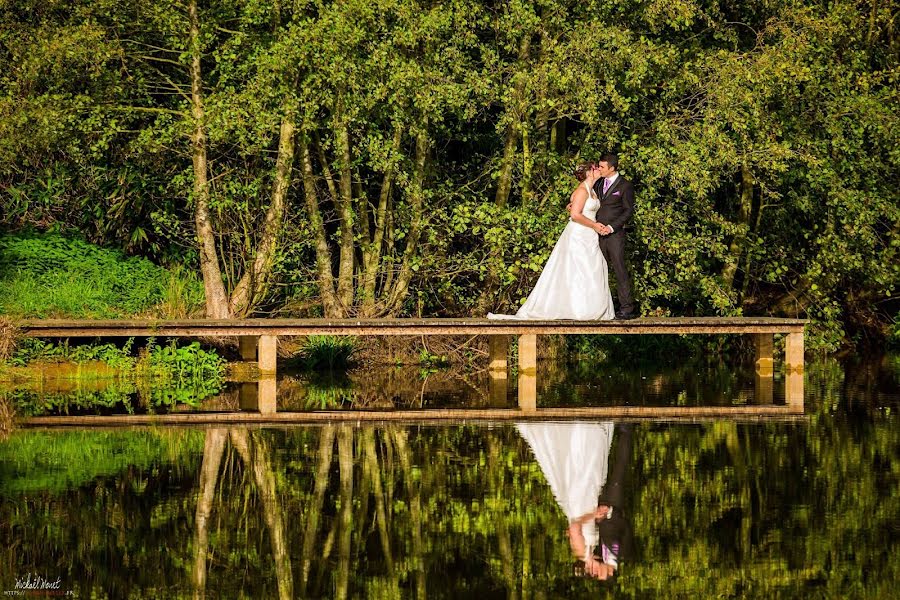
[1,356,898,598]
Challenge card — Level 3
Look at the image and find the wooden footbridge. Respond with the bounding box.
[17,317,807,423]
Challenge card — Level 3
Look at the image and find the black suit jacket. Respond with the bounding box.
[595,423,635,564]
[592,174,635,232]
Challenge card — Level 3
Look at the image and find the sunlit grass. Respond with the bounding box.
[0,233,204,319]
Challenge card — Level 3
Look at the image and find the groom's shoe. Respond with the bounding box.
[614,311,637,320]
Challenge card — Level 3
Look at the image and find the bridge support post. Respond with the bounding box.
[753,333,774,404]
[785,332,804,410]
[239,379,277,414]
[754,371,774,404]
[785,332,804,372]
[518,334,537,411]
[257,377,277,414]
[239,382,258,411]
[489,372,508,406]
[258,335,278,377]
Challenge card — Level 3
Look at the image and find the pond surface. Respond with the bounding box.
[1,355,898,598]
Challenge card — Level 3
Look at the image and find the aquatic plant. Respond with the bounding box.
[295,335,358,370]
[140,340,226,407]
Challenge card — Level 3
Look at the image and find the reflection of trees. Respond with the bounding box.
[192,428,225,599]
[299,424,334,596]
[191,428,293,600]
[1,359,898,599]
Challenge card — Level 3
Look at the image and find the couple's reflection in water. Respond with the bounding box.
[516,421,634,583]
[187,421,634,598]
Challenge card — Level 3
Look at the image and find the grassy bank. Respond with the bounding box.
[0,233,204,319]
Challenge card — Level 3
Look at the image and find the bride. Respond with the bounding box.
[488,162,615,320]
[516,421,617,578]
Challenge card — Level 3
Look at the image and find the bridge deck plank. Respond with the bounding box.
[19,317,807,337]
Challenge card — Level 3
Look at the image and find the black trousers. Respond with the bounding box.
[598,231,635,315]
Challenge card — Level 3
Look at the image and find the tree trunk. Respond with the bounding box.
[229,115,295,316]
[550,118,566,153]
[392,428,426,600]
[494,35,531,208]
[487,433,518,599]
[722,163,754,294]
[189,0,230,319]
[335,426,354,600]
[362,430,397,590]
[359,125,403,317]
[494,126,518,208]
[334,113,355,309]
[383,130,429,315]
[315,133,340,203]
[299,137,343,316]
[520,122,533,203]
[867,0,879,46]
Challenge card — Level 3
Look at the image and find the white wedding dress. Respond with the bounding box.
[488,181,615,320]
[516,421,615,560]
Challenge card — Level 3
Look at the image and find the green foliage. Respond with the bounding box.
[294,335,358,370]
[0,233,204,318]
[9,337,137,369]
[143,339,225,383]
[140,340,226,407]
[0,1,896,348]
[418,348,450,369]
[888,317,900,351]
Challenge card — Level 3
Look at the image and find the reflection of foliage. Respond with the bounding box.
[299,373,356,410]
[0,360,897,597]
[8,386,137,417]
[0,429,203,495]
[6,338,226,415]
[540,357,759,408]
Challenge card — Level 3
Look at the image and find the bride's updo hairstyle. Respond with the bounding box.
[574,162,595,182]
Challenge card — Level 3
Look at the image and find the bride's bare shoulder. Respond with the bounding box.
[570,183,589,199]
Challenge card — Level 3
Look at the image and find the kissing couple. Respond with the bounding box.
[488,153,637,321]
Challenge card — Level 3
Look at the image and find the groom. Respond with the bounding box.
[593,154,636,320]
